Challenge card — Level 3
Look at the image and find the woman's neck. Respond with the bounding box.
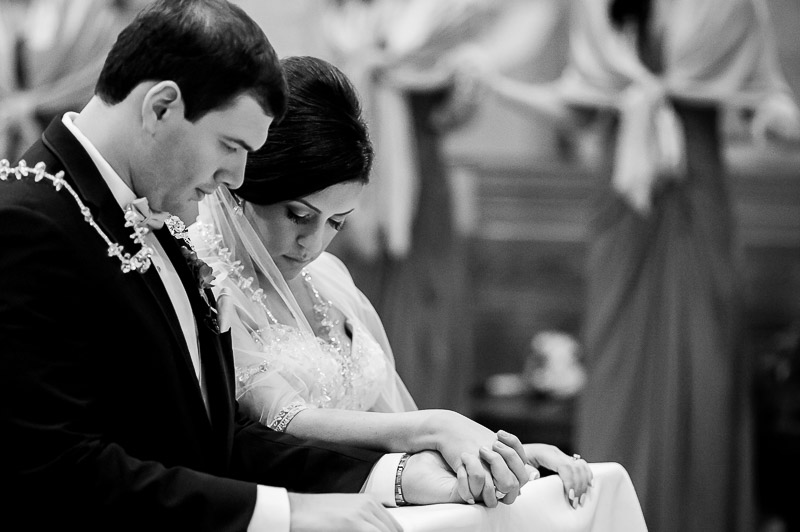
[288,271,353,345]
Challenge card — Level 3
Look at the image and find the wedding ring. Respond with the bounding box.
[572,453,581,461]
[494,488,507,500]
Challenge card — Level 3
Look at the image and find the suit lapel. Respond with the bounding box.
[38,117,209,419]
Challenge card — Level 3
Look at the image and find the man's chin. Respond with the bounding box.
[166,200,200,224]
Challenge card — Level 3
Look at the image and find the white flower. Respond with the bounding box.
[526,330,586,398]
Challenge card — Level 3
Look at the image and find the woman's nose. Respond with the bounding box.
[297,227,324,255]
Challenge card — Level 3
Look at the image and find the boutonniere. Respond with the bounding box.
[180,245,216,294]
[166,216,220,334]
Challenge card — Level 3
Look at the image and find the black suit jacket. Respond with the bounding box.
[0,117,383,532]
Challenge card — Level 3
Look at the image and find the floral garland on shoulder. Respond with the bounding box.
[1,159,154,273]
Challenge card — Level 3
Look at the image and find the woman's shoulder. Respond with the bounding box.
[308,252,356,284]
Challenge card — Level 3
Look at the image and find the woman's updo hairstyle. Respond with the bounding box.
[235,56,373,205]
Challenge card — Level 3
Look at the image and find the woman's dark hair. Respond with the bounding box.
[234,56,373,206]
[95,0,287,122]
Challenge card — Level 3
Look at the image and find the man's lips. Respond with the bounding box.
[194,187,216,200]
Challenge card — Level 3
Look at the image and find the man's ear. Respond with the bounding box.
[141,81,184,134]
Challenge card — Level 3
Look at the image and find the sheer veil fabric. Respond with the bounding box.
[189,187,416,427]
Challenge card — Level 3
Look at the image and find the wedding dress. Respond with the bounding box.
[189,187,648,532]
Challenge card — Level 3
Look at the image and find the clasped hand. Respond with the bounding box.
[409,411,594,509]
[411,410,531,507]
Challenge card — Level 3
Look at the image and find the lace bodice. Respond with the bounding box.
[235,312,391,420]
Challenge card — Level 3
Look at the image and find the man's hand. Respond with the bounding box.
[288,493,403,532]
[399,450,463,506]
[398,449,529,509]
[413,411,529,505]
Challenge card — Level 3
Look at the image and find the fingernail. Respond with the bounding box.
[569,488,575,500]
[498,430,508,437]
[530,470,540,480]
[480,446,492,453]
[467,497,475,504]
[580,493,586,506]
[493,441,507,449]
[573,499,578,509]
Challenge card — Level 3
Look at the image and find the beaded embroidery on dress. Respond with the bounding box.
[245,316,390,413]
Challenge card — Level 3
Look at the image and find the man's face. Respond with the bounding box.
[140,94,272,217]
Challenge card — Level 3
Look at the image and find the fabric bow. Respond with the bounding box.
[125,197,170,230]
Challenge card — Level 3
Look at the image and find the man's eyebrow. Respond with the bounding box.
[226,137,256,153]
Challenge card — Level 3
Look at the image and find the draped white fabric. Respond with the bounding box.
[556,0,800,211]
[321,0,499,258]
[324,0,800,216]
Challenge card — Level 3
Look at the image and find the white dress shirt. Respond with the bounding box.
[61,113,401,532]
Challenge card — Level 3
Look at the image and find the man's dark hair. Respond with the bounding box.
[95,0,287,122]
[236,56,373,205]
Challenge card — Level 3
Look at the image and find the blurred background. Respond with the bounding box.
[2,1,798,530]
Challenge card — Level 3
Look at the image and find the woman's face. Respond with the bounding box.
[245,180,365,280]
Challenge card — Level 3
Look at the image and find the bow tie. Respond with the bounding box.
[125,197,170,230]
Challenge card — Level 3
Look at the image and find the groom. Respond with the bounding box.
[0,2,524,532]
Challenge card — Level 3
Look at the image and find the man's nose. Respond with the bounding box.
[216,154,247,189]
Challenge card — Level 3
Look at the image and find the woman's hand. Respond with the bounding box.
[523,443,593,509]
[410,410,530,506]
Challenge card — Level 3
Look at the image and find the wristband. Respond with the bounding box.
[394,453,411,506]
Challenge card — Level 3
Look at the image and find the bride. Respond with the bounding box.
[189,55,647,529]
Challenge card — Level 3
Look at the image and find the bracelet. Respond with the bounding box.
[394,453,411,506]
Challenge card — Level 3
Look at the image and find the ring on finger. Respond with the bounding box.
[572,453,581,461]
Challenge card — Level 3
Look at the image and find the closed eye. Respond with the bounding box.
[287,208,312,224]
[329,218,347,231]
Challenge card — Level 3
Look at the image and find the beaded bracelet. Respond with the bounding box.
[394,453,411,506]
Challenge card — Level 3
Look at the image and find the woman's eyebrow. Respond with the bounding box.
[295,200,354,217]
[296,199,321,213]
